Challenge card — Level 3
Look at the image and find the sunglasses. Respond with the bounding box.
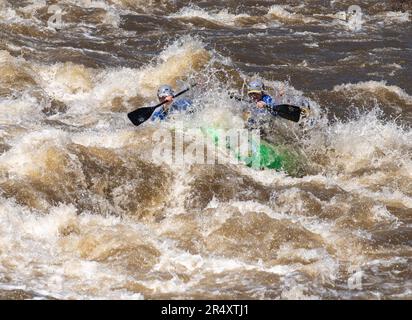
[159,95,172,101]
[248,92,262,99]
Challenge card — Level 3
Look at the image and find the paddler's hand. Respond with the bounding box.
[275,85,286,103]
[301,106,311,118]
[256,101,267,109]
[242,110,251,121]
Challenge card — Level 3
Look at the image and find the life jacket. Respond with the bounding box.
[151,99,192,121]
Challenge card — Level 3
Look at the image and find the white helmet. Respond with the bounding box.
[157,85,175,98]
[247,79,265,94]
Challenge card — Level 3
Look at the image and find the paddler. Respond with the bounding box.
[243,79,282,127]
[151,85,193,121]
[242,79,310,126]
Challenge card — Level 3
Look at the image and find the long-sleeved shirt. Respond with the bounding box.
[151,99,192,121]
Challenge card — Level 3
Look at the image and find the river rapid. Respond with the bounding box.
[0,0,411,299]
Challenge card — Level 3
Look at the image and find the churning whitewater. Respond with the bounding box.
[0,0,411,299]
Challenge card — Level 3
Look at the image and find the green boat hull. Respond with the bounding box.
[202,127,301,173]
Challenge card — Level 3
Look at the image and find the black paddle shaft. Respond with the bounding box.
[127,84,197,126]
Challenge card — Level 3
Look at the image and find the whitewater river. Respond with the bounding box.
[0,0,411,299]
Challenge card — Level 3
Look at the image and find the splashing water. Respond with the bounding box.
[0,0,411,300]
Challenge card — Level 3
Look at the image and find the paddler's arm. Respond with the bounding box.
[260,95,281,116]
[151,96,174,121]
[151,105,168,121]
[172,98,194,114]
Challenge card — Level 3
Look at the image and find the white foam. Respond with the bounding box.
[267,5,315,23]
[0,95,43,124]
[371,205,400,225]
[67,0,123,27]
[170,5,250,26]
[333,80,412,104]
[34,36,207,116]
[0,1,23,23]
[71,128,134,148]
[375,11,410,23]
[0,129,71,177]
[0,198,145,299]
[316,109,411,174]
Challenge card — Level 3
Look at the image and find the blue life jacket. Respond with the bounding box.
[151,99,192,121]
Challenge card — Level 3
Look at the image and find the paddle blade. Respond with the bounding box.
[275,104,302,122]
[127,106,157,126]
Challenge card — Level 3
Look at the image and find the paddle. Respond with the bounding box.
[271,104,303,122]
[229,93,304,123]
[127,84,197,126]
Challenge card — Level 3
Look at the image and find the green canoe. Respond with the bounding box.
[202,127,301,174]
